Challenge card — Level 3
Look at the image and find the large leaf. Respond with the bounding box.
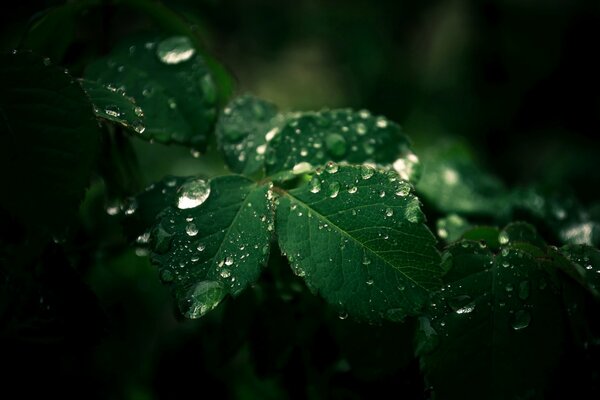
[417,223,567,400]
[85,35,218,150]
[265,109,417,178]
[0,51,100,234]
[150,175,273,318]
[216,95,284,176]
[416,140,507,216]
[276,164,441,322]
[79,79,145,133]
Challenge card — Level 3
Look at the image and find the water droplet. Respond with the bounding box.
[197,243,206,252]
[105,105,121,118]
[177,178,210,209]
[338,311,348,320]
[505,283,514,292]
[328,181,340,198]
[375,117,388,128]
[220,269,231,278]
[133,120,145,134]
[360,165,375,180]
[511,310,531,330]
[224,256,234,266]
[325,133,347,157]
[168,98,177,109]
[437,227,449,239]
[134,106,144,117]
[385,208,394,217]
[348,186,358,194]
[518,280,530,300]
[395,182,411,197]
[159,269,174,283]
[256,144,267,155]
[181,281,225,319]
[156,36,196,65]
[498,231,509,245]
[362,256,371,265]
[186,223,198,236]
[356,122,367,135]
[309,177,321,194]
[293,161,312,175]
[448,295,475,314]
[43,57,51,66]
[265,127,279,142]
[325,161,339,174]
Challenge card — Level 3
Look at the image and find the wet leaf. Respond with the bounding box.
[79,79,145,133]
[85,35,217,151]
[150,175,273,318]
[276,164,441,322]
[417,223,567,400]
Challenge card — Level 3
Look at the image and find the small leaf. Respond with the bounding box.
[79,79,146,133]
[417,140,507,216]
[216,95,284,175]
[418,226,567,400]
[276,164,441,322]
[85,35,217,151]
[0,51,100,234]
[560,244,600,299]
[265,109,417,178]
[150,175,273,318]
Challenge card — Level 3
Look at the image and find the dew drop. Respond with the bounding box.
[338,311,349,320]
[366,279,374,285]
[156,36,196,65]
[362,256,371,266]
[309,177,321,193]
[197,243,206,252]
[325,161,339,174]
[385,208,394,217]
[511,310,531,330]
[375,117,388,128]
[186,223,199,236]
[328,181,340,198]
[177,178,210,209]
[448,295,475,314]
[356,122,367,135]
[498,231,510,245]
[348,186,358,194]
[395,182,411,197]
[134,106,144,117]
[220,269,231,278]
[133,120,145,134]
[224,256,234,266]
[360,165,375,180]
[105,105,121,118]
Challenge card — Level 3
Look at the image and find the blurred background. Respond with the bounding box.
[1,0,599,399]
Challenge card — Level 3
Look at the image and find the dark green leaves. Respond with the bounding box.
[79,79,145,133]
[276,164,441,322]
[150,176,273,318]
[266,109,416,176]
[0,51,100,233]
[85,35,218,150]
[418,224,567,400]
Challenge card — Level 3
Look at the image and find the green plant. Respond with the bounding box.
[1,1,599,399]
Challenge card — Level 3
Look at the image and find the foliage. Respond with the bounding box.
[1,1,599,399]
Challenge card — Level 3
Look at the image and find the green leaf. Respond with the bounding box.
[19,1,98,62]
[275,164,441,322]
[216,95,284,175]
[560,244,600,299]
[85,35,217,150]
[0,51,100,234]
[79,79,145,133]
[416,140,507,216]
[150,175,273,318]
[418,225,567,400]
[265,109,417,178]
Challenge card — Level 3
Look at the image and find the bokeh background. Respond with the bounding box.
[1,0,599,399]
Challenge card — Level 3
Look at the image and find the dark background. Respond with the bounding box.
[1,1,599,399]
